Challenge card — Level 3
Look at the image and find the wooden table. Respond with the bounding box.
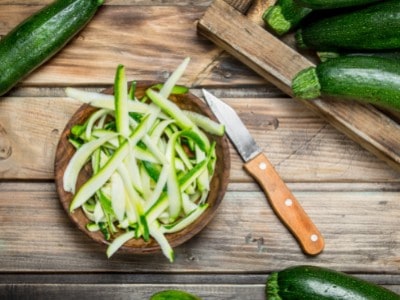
[1,1,399,299]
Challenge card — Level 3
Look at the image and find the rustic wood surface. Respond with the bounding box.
[0,0,399,299]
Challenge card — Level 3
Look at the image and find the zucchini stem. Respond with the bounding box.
[291,67,321,100]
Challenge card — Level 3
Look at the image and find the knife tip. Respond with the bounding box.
[201,88,209,96]
[201,88,212,104]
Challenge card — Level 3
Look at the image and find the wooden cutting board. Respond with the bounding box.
[197,0,400,172]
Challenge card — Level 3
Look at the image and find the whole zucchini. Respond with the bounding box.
[150,290,202,300]
[0,0,103,96]
[262,0,312,36]
[266,265,400,300]
[295,0,400,51]
[294,0,380,9]
[292,56,400,111]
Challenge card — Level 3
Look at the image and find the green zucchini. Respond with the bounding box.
[0,0,103,96]
[262,0,312,36]
[150,290,202,300]
[292,56,400,111]
[317,51,400,62]
[294,0,380,9]
[266,265,400,300]
[295,0,400,51]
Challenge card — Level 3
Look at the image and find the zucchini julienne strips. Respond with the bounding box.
[129,111,168,165]
[165,131,183,221]
[123,151,143,195]
[69,114,153,212]
[65,87,151,113]
[85,108,111,141]
[181,129,209,153]
[183,110,225,136]
[63,132,119,194]
[114,64,130,142]
[128,81,137,100]
[145,193,169,224]
[106,231,135,258]
[179,159,209,192]
[159,57,190,97]
[162,203,209,234]
[151,83,189,95]
[144,164,170,211]
[149,221,174,263]
[182,193,198,215]
[65,59,222,261]
[117,164,149,241]
[110,172,125,222]
[149,119,175,143]
[146,88,195,130]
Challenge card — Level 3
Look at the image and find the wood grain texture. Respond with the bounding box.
[0,1,399,297]
[1,95,399,181]
[0,182,399,273]
[224,0,254,13]
[0,283,261,300]
[1,282,398,299]
[197,0,400,172]
[0,4,268,89]
[0,4,258,88]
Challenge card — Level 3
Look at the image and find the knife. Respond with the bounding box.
[202,89,324,256]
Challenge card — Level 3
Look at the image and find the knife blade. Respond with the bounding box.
[202,89,324,255]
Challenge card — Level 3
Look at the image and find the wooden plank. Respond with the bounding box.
[1,273,399,286]
[0,182,398,273]
[224,0,254,13]
[197,0,400,172]
[0,283,265,300]
[0,95,399,181]
[0,282,399,299]
[1,273,399,298]
[0,4,260,88]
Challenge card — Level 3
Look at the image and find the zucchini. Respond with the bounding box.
[266,265,400,300]
[150,290,201,300]
[262,0,312,36]
[294,0,380,9]
[0,0,103,96]
[295,0,400,51]
[292,56,400,111]
[317,51,400,63]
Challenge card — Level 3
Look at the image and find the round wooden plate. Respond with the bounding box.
[54,82,231,255]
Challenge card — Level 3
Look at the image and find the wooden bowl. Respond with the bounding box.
[54,82,231,255]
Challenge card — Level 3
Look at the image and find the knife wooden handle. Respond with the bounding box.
[244,153,324,255]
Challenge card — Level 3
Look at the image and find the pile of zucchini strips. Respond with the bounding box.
[263,0,400,112]
[63,58,224,262]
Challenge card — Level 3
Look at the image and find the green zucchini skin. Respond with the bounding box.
[0,0,103,96]
[317,51,400,62]
[296,0,400,51]
[262,0,312,36]
[266,265,400,300]
[291,56,400,111]
[150,290,202,300]
[295,0,380,9]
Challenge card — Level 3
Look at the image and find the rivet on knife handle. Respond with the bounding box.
[244,153,325,256]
